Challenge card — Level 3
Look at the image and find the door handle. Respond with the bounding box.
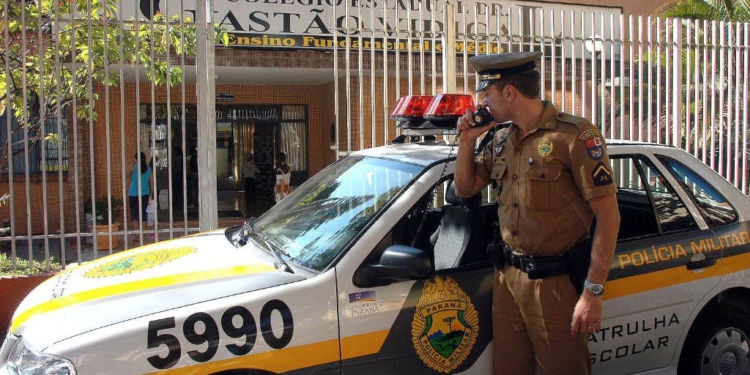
[686,253,717,270]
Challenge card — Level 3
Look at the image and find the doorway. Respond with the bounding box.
[224,104,309,194]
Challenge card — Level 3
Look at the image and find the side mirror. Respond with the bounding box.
[353,245,433,288]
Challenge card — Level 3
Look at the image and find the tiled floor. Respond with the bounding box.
[159,188,276,221]
[216,189,277,219]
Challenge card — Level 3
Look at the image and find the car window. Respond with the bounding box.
[255,155,423,271]
[373,178,494,270]
[657,155,738,226]
[612,155,698,240]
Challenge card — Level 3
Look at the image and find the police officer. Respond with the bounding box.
[454,51,620,375]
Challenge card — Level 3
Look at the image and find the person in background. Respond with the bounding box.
[242,153,261,202]
[454,51,620,375]
[128,152,153,242]
[275,152,291,203]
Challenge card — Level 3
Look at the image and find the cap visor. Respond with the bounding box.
[476,79,493,92]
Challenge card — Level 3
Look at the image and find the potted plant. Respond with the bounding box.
[85,196,124,250]
[0,253,62,337]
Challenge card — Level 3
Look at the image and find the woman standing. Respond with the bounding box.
[129,152,153,242]
[274,152,291,203]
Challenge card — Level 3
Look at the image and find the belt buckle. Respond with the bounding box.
[526,258,536,271]
[512,253,522,269]
[524,257,545,279]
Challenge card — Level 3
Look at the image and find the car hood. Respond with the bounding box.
[9,230,305,349]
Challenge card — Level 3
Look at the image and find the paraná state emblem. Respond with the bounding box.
[412,276,479,373]
[84,247,195,278]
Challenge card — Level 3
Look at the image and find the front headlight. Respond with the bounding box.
[7,338,76,375]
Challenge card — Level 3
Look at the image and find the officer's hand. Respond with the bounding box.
[456,108,495,141]
[570,292,603,336]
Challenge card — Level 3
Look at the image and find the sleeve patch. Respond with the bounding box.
[579,129,604,160]
[578,128,601,140]
[592,161,614,186]
[585,137,603,160]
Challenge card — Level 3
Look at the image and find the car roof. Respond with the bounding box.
[351,138,681,166]
[353,141,457,166]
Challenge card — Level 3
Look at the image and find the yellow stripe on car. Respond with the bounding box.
[340,330,390,359]
[11,264,275,331]
[141,330,391,375]
[604,255,733,300]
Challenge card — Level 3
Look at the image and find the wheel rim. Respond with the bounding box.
[701,327,750,375]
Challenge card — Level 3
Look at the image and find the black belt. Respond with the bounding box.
[502,246,570,280]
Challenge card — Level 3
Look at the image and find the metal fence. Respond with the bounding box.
[1,0,749,272]
[339,3,749,194]
[333,2,750,193]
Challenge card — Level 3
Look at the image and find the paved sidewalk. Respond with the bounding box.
[1,214,248,266]
[1,189,275,267]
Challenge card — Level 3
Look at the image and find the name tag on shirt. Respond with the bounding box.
[491,162,507,180]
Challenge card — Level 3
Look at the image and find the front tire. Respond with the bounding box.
[678,306,750,375]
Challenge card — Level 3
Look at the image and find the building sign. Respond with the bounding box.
[126,0,621,56]
[216,93,235,102]
[227,33,504,53]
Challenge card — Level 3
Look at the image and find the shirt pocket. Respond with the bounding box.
[527,165,563,211]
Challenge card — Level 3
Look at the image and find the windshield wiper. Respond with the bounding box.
[254,231,294,274]
[228,219,294,273]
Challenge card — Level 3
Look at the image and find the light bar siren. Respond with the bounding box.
[389,94,475,137]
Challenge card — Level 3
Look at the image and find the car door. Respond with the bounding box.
[592,150,723,374]
[335,174,496,375]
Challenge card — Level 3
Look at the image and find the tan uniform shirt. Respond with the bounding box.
[479,102,617,256]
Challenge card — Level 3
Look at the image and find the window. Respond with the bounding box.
[44,117,68,173]
[0,112,68,174]
[254,155,422,271]
[612,155,697,240]
[657,156,737,226]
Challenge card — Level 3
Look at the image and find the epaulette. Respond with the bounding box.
[556,112,591,129]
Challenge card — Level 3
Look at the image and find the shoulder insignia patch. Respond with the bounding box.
[585,137,603,160]
[84,247,195,278]
[578,128,601,140]
[412,276,479,373]
[592,161,614,186]
[579,129,604,160]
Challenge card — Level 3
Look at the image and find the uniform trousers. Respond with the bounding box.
[492,266,590,375]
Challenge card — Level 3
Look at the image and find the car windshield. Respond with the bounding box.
[253,155,423,272]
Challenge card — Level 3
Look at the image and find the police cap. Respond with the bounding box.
[470,51,543,92]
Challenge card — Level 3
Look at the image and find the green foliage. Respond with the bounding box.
[85,195,124,225]
[656,0,750,22]
[648,0,750,159]
[0,0,228,172]
[0,252,62,276]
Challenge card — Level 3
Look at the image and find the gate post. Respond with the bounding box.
[196,0,219,230]
[443,4,457,94]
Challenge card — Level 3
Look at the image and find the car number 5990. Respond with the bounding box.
[146,300,294,369]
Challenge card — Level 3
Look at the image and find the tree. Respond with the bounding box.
[651,0,750,187]
[0,0,227,177]
[655,0,750,22]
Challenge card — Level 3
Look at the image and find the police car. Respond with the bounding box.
[2,94,749,375]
